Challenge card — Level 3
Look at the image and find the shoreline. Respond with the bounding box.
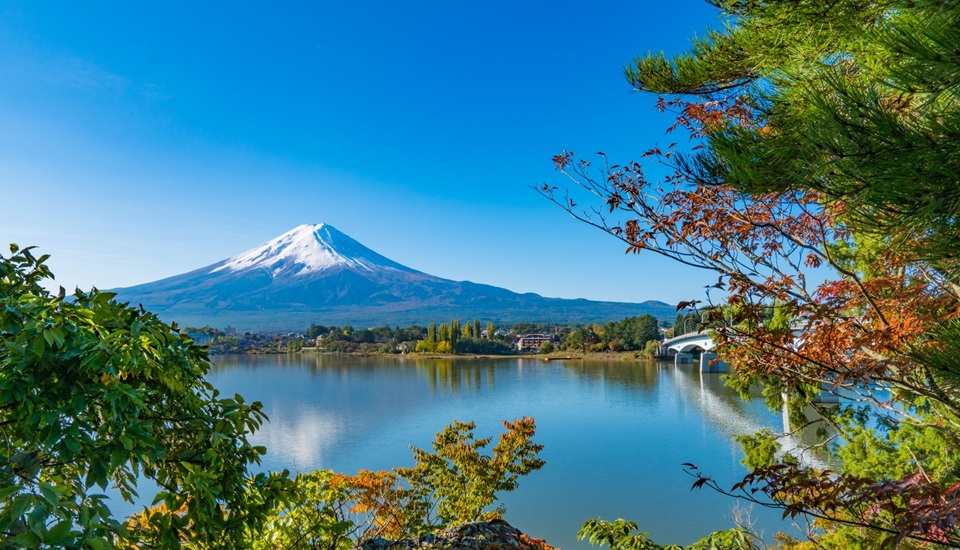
[301,349,659,362]
[210,347,665,362]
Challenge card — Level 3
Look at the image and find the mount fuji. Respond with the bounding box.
[113,224,673,330]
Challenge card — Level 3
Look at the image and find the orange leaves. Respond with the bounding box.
[491,417,545,478]
[549,145,954,397]
[658,95,757,137]
[295,418,545,543]
[542,122,955,396]
[551,151,573,170]
[517,531,556,550]
[335,470,411,539]
[726,465,960,547]
[605,193,623,213]
[122,501,195,548]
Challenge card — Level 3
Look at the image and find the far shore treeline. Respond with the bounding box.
[182,313,667,356]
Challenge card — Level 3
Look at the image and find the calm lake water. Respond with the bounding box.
[204,354,796,549]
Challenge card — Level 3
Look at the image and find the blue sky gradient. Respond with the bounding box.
[2,1,723,305]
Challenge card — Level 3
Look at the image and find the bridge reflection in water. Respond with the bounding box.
[668,363,834,469]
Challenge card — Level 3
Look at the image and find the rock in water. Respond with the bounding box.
[357,520,557,550]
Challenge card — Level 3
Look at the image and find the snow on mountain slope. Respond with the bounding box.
[211,223,416,277]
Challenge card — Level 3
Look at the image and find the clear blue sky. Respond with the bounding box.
[1,1,723,305]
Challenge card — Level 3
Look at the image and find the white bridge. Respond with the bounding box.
[660,330,839,404]
[662,331,716,353]
[659,331,726,372]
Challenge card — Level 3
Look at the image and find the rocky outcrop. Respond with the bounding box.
[357,520,557,550]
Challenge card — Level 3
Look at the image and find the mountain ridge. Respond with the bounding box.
[113,224,674,331]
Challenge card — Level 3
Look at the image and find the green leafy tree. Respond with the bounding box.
[578,518,758,550]
[305,324,333,340]
[562,326,599,352]
[542,0,960,545]
[398,418,544,532]
[511,323,539,335]
[641,339,660,359]
[417,322,439,353]
[0,245,290,548]
[449,320,460,353]
[604,315,659,351]
[259,418,545,547]
[486,322,496,340]
[254,470,355,550]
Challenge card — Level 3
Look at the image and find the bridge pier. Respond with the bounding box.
[663,331,717,365]
[699,352,727,373]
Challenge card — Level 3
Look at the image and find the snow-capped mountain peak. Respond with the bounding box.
[211,223,410,276]
[113,222,673,330]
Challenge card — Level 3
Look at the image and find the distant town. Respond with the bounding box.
[183,311,708,357]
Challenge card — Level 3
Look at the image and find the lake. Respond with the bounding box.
[204,354,797,549]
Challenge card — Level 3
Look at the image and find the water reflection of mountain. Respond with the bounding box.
[207,355,830,473]
[209,355,436,470]
[207,355,530,470]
